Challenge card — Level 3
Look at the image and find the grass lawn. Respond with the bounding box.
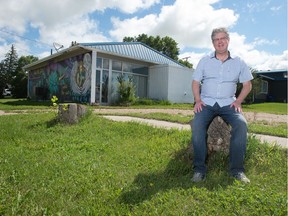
[0,99,287,114]
[0,99,287,137]
[0,112,287,215]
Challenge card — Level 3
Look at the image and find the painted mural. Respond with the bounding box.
[28,52,92,103]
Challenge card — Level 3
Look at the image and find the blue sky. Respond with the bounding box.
[0,0,286,70]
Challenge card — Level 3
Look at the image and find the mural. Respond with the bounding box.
[28,52,92,103]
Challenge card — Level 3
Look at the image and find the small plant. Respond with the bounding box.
[51,95,58,107]
[51,95,68,111]
[116,74,137,106]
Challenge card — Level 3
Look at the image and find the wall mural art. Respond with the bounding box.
[70,53,91,96]
[28,52,92,103]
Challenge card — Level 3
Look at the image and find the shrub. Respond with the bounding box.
[116,74,136,106]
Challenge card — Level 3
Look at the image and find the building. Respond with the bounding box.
[255,69,287,102]
[24,42,194,105]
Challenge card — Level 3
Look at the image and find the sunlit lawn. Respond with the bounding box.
[0,113,287,215]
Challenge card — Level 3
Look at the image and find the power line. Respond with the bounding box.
[0,28,52,48]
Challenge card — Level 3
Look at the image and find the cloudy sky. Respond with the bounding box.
[0,0,286,70]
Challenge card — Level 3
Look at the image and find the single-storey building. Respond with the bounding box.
[24,42,194,105]
[255,69,287,102]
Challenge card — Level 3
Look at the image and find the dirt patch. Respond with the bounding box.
[93,108,287,123]
[0,110,18,115]
[0,108,287,123]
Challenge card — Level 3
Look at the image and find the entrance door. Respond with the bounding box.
[95,69,109,104]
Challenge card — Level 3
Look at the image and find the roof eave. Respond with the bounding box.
[23,45,93,70]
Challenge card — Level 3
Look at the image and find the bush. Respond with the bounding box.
[134,98,172,106]
[116,74,137,106]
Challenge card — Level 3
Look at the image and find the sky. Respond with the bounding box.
[0,0,287,70]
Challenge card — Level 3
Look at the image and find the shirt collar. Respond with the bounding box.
[210,51,234,60]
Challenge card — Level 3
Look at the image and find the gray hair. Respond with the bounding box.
[211,27,230,40]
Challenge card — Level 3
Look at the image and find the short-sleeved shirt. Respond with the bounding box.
[192,52,253,107]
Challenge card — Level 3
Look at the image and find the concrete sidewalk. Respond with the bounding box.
[103,115,288,149]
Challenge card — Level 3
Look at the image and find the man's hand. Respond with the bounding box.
[230,100,242,112]
[194,101,206,113]
[231,81,252,112]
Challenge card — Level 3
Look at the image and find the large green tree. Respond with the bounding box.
[123,34,193,68]
[0,62,5,98]
[0,45,18,98]
[12,55,39,98]
[236,68,261,104]
[123,34,178,60]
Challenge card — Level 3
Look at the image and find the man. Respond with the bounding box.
[191,27,253,183]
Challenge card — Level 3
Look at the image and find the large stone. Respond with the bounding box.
[58,103,87,124]
[189,116,231,160]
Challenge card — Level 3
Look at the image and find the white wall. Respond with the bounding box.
[148,64,194,103]
[167,65,194,103]
[148,65,169,100]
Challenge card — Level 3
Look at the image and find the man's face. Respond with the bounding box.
[212,32,229,53]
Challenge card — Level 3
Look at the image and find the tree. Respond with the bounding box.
[178,59,193,68]
[0,62,5,98]
[123,34,180,60]
[236,68,261,104]
[12,55,39,98]
[123,34,193,68]
[0,45,18,98]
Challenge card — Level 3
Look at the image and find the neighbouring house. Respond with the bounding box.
[24,42,194,105]
[255,69,287,103]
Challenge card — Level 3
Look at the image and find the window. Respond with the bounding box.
[96,57,102,69]
[103,59,109,69]
[260,80,268,94]
[112,61,122,71]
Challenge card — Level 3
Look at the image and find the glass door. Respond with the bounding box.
[95,69,101,103]
[95,69,109,104]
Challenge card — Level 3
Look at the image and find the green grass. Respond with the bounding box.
[242,102,287,115]
[0,99,287,137]
[1,99,286,115]
[0,113,287,215]
[95,112,287,138]
[0,98,52,111]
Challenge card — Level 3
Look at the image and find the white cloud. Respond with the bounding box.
[270,6,282,12]
[180,32,287,70]
[0,0,160,58]
[254,50,288,70]
[94,0,161,14]
[0,0,286,71]
[38,15,108,49]
[252,37,278,47]
[246,1,271,13]
[110,0,239,50]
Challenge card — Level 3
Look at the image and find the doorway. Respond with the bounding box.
[95,69,109,104]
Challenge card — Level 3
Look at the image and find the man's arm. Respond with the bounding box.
[231,81,252,112]
[192,80,206,113]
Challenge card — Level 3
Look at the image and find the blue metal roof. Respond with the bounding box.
[80,42,184,67]
[256,69,287,81]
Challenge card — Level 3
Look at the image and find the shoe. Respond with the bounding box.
[232,172,250,183]
[192,172,206,183]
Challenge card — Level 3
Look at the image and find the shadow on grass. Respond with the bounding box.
[119,146,234,205]
[119,136,287,206]
[0,99,51,107]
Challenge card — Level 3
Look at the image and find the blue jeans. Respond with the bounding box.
[191,103,248,175]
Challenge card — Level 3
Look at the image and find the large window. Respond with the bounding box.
[97,58,148,104]
[111,60,148,101]
[260,80,268,94]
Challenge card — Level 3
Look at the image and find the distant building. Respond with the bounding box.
[24,42,194,105]
[255,69,287,102]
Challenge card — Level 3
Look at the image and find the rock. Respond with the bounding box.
[206,116,231,155]
[189,116,231,160]
[58,103,87,124]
